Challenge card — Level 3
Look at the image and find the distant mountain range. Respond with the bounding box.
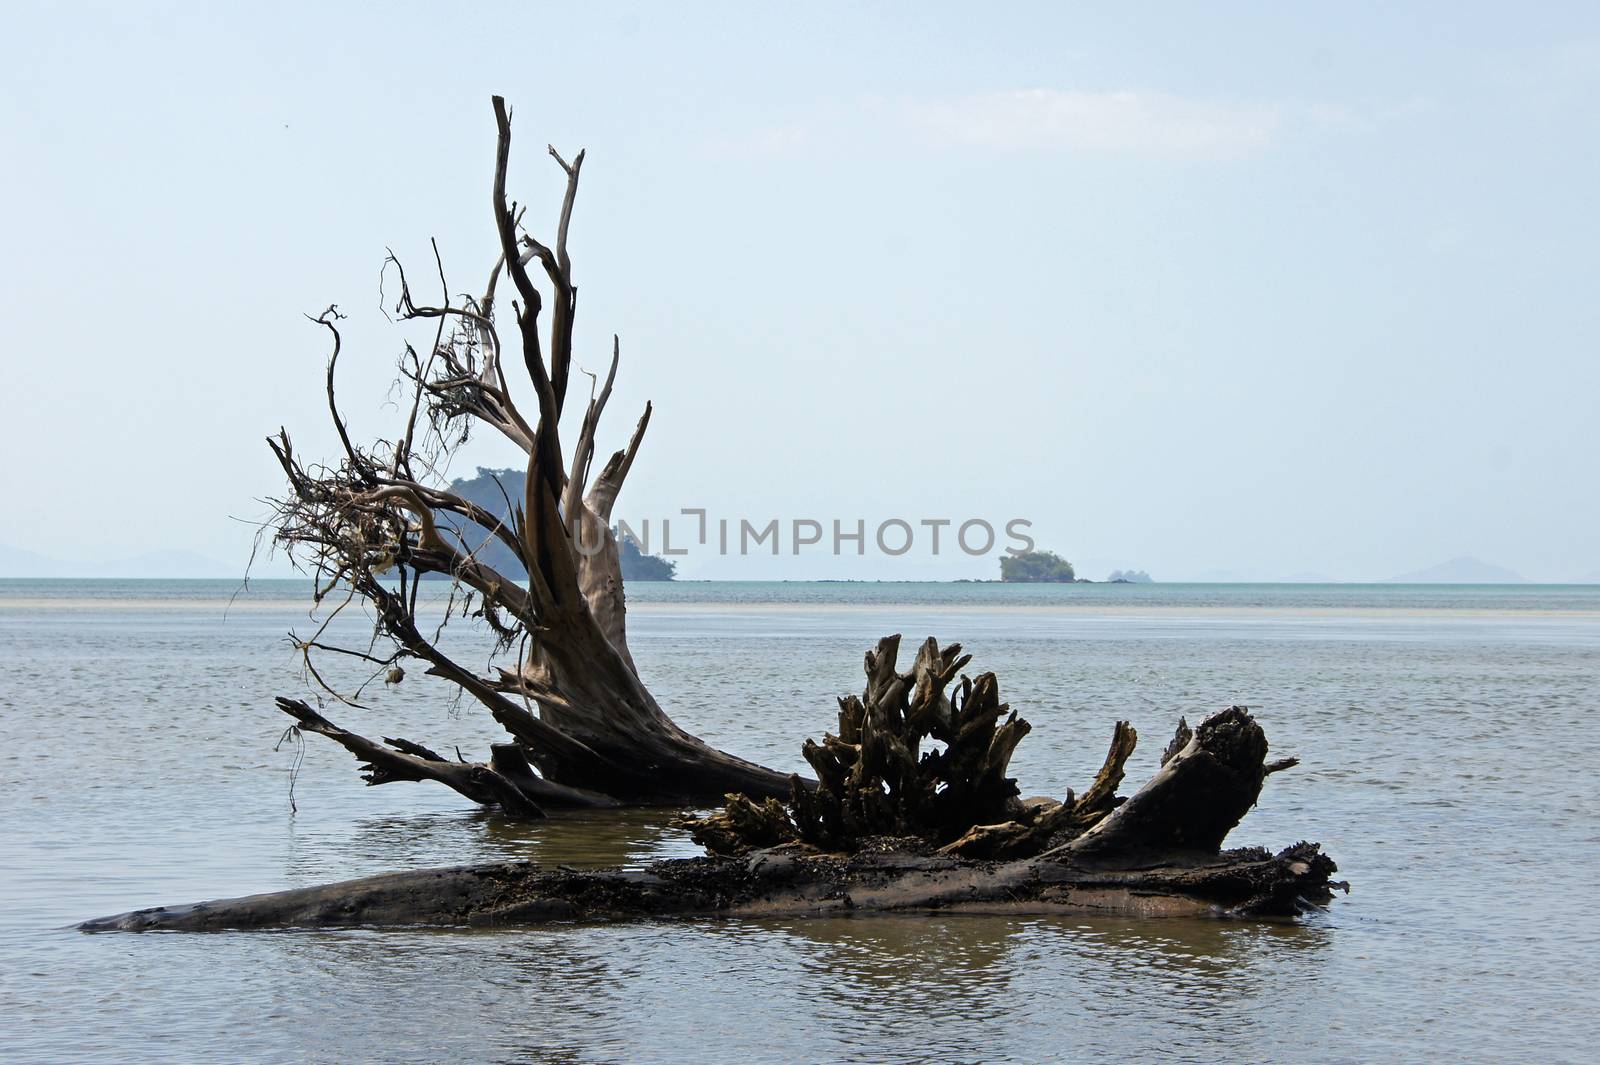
[1384,556,1525,583]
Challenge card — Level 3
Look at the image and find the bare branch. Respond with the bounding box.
[276,697,546,817]
[586,401,652,523]
[311,307,364,478]
[563,335,620,519]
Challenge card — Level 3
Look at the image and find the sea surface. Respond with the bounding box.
[2,579,1597,1063]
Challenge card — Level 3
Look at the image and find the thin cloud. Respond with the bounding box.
[902,89,1282,160]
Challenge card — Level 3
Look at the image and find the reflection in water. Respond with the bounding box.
[289,806,703,880]
[734,912,1332,1043]
[474,807,703,868]
[224,911,1332,1064]
[264,802,1336,1063]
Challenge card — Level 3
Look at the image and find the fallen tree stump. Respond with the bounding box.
[82,636,1345,932]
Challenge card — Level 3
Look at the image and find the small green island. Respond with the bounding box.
[999,550,1078,582]
[999,552,1152,583]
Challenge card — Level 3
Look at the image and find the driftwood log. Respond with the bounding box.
[95,99,1345,935]
[83,638,1343,932]
[263,96,791,811]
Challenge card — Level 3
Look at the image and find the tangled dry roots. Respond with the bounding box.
[680,635,1148,860]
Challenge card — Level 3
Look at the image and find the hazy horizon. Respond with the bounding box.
[4,4,1597,582]
[1,540,1593,584]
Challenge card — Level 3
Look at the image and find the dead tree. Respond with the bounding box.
[89,100,1345,934]
[84,637,1343,931]
[264,96,790,811]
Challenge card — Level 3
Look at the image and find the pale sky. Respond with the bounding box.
[3,3,1597,580]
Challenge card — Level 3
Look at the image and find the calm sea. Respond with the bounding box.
[2,579,1597,1063]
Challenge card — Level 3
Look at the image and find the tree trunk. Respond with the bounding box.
[79,846,1338,932]
[264,97,793,812]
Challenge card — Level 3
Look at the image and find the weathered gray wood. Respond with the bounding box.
[79,843,1340,932]
[82,699,1346,932]
[265,97,795,812]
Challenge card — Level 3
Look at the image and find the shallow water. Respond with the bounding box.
[2,580,1597,1063]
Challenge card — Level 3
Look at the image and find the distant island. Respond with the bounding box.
[998,552,1155,583]
[444,467,676,581]
[1000,550,1079,583]
[617,537,676,581]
